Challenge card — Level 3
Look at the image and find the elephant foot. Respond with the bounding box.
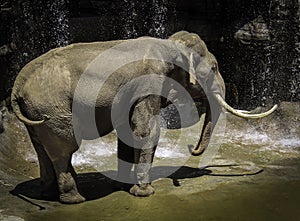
[129,183,155,197]
[60,191,86,204]
[58,172,85,204]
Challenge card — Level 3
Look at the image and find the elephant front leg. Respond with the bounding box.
[129,97,160,197]
[130,147,157,196]
[115,136,135,189]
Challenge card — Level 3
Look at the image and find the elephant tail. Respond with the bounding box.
[11,93,50,126]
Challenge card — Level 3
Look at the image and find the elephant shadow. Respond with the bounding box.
[10,166,211,203]
[10,165,262,203]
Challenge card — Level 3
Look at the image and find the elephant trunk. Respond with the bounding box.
[191,102,215,156]
[185,83,216,156]
[192,120,212,156]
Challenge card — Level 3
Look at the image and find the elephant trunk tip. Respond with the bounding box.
[191,145,206,156]
[189,142,206,156]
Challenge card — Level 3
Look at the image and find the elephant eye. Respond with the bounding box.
[211,64,217,72]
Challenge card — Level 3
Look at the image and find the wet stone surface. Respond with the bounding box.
[0,102,299,221]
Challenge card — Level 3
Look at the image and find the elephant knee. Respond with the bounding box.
[132,126,151,139]
[131,98,160,141]
[131,115,152,139]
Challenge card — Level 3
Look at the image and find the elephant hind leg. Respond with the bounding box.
[30,127,85,204]
[26,126,58,198]
[48,151,85,204]
[45,154,85,204]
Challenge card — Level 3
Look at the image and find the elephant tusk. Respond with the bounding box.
[214,94,278,119]
[235,109,251,114]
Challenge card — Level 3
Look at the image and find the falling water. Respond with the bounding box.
[120,0,171,38]
[120,0,139,38]
[47,0,70,47]
[291,1,300,101]
[10,0,69,73]
[267,0,300,103]
[147,0,169,38]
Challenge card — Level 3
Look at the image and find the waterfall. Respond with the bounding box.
[120,0,172,39]
[47,0,70,47]
[267,0,300,103]
[11,0,70,69]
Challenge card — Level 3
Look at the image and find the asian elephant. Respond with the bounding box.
[11,31,277,204]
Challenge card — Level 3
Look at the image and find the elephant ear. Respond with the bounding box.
[169,31,208,56]
[142,59,174,76]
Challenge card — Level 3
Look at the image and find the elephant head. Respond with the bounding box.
[167,31,277,155]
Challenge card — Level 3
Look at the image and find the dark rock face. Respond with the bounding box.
[234,16,270,45]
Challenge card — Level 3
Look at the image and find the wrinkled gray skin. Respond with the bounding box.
[11,31,225,203]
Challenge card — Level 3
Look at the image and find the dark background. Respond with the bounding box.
[0,0,299,108]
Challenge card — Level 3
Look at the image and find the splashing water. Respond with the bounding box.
[70,124,199,170]
[225,127,300,154]
[72,136,117,169]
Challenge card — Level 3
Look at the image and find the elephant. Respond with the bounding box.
[11,31,277,204]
